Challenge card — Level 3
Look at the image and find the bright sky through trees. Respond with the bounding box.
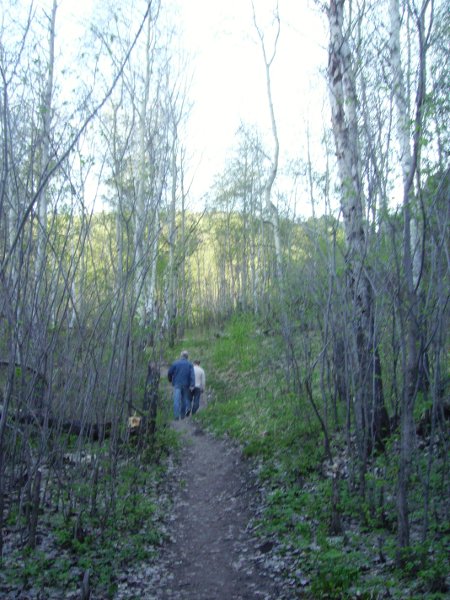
[174,0,328,210]
[37,0,329,216]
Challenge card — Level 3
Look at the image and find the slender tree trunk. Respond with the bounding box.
[389,0,423,286]
[168,142,178,346]
[327,0,388,475]
[389,0,432,554]
[145,200,160,324]
[179,155,187,336]
[241,176,249,311]
[135,14,152,324]
[252,2,293,356]
[35,0,56,287]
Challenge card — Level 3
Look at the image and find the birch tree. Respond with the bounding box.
[327,0,388,479]
[34,0,57,292]
[252,1,297,372]
[134,4,158,324]
[166,77,187,346]
[252,3,283,289]
[389,0,435,553]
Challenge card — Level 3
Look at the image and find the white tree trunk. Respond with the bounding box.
[328,0,364,257]
[389,0,421,284]
[35,0,57,286]
[389,0,433,554]
[145,189,162,324]
[134,13,152,324]
[168,151,177,341]
[328,0,387,464]
[252,3,286,314]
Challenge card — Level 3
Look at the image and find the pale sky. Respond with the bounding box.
[42,0,330,216]
[174,0,329,210]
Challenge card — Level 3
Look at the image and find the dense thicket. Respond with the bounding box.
[0,0,448,596]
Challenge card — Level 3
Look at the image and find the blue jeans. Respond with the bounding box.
[173,386,191,419]
[191,387,202,414]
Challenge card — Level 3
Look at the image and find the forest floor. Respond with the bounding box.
[115,414,295,600]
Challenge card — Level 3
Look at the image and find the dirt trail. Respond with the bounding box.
[116,417,290,600]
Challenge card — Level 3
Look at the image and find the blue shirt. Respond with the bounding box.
[168,358,195,388]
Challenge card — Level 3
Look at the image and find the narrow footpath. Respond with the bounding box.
[116,417,292,600]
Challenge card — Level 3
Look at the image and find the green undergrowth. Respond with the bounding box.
[177,315,449,599]
[1,425,180,599]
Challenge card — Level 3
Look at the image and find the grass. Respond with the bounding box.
[186,314,449,599]
[6,315,446,598]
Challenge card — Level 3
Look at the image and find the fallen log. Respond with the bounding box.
[0,407,113,442]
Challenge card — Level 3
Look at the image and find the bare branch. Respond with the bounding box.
[1,2,153,275]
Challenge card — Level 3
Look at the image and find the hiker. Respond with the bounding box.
[191,360,206,415]
[167,350,195,420]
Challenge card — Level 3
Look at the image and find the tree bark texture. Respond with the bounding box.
[327,0,388,468]
[389,0,433,553]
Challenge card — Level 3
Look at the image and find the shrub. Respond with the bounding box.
[311,549,360,598]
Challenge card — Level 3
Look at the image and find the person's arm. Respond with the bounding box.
[190,364,195,389]
[168,364,173,383]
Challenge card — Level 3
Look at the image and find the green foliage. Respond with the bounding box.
[6,550,76,591]
[2,455,165,598]
[310,548,360,598]
[141,421,182,464]
[397,541,450,596]
[264,487,313,539]
[413,389,432,420]
[212,313,259,371]
[5,506,25,528]
[189,318,450,599]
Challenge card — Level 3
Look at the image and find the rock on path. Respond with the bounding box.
[116,418,289,599]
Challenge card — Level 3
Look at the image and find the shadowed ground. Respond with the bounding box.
[116,417,291,599]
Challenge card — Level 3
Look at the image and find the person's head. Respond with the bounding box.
[180,350,189,359]
[194,360,200,365]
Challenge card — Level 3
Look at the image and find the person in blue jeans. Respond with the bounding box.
[167,350,195,419]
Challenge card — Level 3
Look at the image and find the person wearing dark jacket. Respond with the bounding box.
[167,350,195,419]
